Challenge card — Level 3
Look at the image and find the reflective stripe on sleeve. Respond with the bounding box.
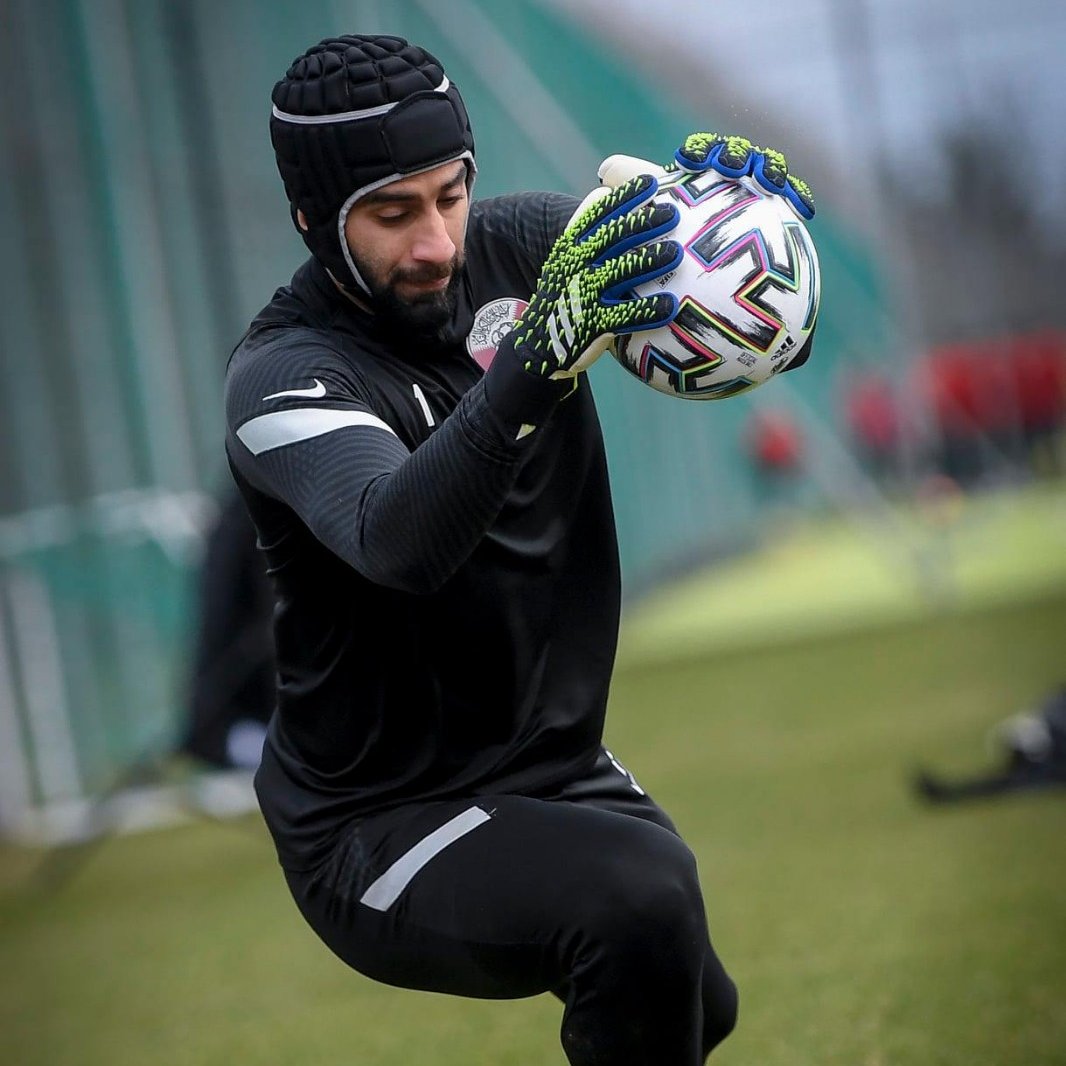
[236,408,397,455]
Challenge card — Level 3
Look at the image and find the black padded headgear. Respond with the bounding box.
[270,35,476,294]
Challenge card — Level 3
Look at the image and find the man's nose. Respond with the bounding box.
[410,210,455,264]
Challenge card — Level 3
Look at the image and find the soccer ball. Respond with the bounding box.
[613,169,821,400]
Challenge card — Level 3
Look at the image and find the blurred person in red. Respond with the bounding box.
[843,369,900,485]
[1011,332,1066,476]
[923,344,989,486]
[744,407,804,504]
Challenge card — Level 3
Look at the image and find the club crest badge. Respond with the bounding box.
[466,297,529,371]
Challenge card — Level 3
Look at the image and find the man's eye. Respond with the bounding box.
[439,195,463,209]
[376,213,408,225]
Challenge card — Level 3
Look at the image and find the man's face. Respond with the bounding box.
[343,161,469,340]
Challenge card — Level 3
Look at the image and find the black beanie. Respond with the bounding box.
[270,35,476,293]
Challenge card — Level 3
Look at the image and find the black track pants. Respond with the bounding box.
[283,750,737,1065]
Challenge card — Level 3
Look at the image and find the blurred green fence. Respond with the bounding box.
[0,0,883,835]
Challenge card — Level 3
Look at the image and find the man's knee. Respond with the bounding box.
[576,832,707,973]
[703,971,738,1055]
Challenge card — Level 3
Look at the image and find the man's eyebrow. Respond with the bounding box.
[438,166,467,192]
[361,164,467,207]
[361,188,419,206]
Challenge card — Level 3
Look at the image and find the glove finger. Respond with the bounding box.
[570,173,658,245]
[751,148,816,219]
[675,131,723,172]
[751,148,788,191]
[705,135,756,179]
[609,291,680,336]
[676,133,756,178]
[597,239,683,303]
[590,200,680,265]
[597,154,667,188]
[565,185,613,228]
[785,175,816,220]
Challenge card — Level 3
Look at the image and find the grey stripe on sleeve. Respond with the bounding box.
[359,806,491,912]
[236,407,397,456]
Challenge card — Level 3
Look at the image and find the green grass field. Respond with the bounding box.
[2,592,1064,1065]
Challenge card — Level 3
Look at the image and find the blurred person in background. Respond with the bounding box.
[179,489,273,772]
[842,368,901,486]
[923,344,987,487]
[225,33,814,1065]
[744,407,805,506]
[1010,332,1066,477]
[917,685,1066,802]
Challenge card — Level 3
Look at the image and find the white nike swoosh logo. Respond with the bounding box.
[262,378,326,401]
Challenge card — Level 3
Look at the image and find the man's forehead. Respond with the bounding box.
[364,161,467,203]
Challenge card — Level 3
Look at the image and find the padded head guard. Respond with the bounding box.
[270,35,476,294]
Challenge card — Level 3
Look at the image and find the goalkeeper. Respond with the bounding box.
[227,33,814,1066]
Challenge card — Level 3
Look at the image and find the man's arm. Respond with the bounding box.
[226,343,567,596]
[228,177,680,595]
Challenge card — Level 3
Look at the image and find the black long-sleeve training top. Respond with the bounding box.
[225,192,625,871]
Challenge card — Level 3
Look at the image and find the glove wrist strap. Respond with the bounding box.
[482,332,574,437]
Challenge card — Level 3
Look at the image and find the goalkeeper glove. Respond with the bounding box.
[675,132,815,219]
[513,174,682,379]
[598,134,815,221]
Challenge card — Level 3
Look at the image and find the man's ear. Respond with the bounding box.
[296,209,309,232]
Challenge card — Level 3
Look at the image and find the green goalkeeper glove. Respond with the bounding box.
[512,174,682,379]
[674,132,815,219]
[598,134,815,221]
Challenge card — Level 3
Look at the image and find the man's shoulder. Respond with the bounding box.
[243,257,342,336]
[225,312,375,430]
[230,257,376,382]
[470,191,580,244]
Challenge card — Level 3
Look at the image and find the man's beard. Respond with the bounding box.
[364,254,465,346]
